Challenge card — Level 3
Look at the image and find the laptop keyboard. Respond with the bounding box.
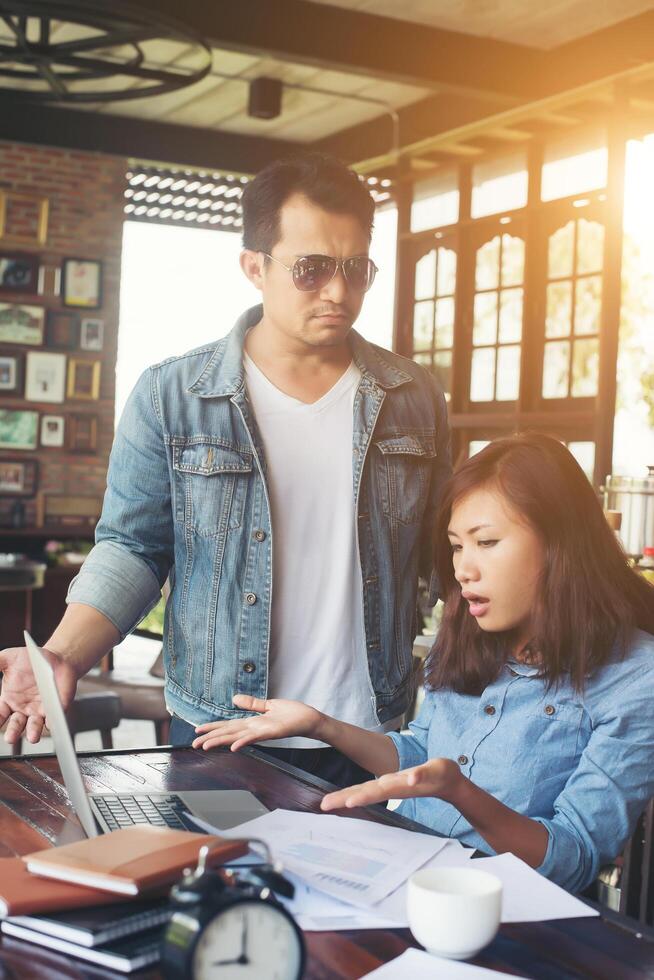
[93,794,194,831]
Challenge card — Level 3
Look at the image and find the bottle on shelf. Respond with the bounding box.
[636,546,654,584]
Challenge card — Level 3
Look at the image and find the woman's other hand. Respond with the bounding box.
[320,757,464,811]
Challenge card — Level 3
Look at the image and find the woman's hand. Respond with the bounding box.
[320,757,464,811]
[192,694,323,751]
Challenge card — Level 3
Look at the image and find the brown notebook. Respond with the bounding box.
[23,826,248,896]
[0,858,136,916]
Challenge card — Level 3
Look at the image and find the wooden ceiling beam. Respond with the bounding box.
[0,94,298,174]
[539,11,654,95]
[138,0,542,102]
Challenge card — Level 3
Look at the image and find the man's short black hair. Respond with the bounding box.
[241,152,375,253]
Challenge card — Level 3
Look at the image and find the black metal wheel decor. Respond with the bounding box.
[0,0,212,102]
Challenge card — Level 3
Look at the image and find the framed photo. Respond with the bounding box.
[0,192,49,248]
[44,493,101,529]
[0,302,45,345]
[0,409,39,450]
[67,357,100,400]
[40,414,65,447]
[46,310,79,350]
[62,258,102,309]
[0,251,39,295]
[68,413,97,453]
[0,458,38,496]
[80,317,104,352]
[0,353,23,395]
[25,351,66,403]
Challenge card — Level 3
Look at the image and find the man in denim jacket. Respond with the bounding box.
[0,153,450,785]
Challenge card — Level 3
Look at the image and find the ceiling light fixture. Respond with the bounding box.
[0,0,211,102]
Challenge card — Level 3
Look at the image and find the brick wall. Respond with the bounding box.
[0,141,127,538]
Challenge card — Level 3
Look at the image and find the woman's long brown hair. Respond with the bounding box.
[426,433,654,694]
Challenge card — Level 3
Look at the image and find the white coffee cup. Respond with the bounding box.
[407,866,502,960]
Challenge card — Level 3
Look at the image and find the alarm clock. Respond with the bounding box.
[160,841,305,980]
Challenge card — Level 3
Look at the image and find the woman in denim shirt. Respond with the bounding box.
[193,434,654,893]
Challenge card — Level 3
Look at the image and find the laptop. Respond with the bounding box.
[23,631,269,839]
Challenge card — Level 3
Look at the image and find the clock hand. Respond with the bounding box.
[211,955,250,967]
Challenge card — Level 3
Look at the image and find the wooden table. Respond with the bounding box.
[0,746,652,979]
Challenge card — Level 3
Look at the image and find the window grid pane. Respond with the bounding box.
[571,337,600,397]
[473,291,498,346]
[435,297,455,349]
[470,233,524,403]
[413,300,434,351]
[542,217,603,399]
[543,339,571,398]
[470,347,496,401]
[415,250,436,300]
[436,247,457,297]
[495,344,521,401]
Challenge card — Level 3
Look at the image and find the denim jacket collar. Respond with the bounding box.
[186,304,413,398]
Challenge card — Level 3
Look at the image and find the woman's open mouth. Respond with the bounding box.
[462,592,490,617]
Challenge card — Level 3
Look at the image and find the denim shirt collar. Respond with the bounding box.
[186,304,413,398]
[506,658,541,678]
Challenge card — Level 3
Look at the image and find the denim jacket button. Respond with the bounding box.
[253,529,266,542]
[243,662,256,673]
[544,704,556,716]
[484,705,496,716]
[245,592,257,605]
[457,754,468,766]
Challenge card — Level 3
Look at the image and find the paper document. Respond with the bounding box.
[470,853,598,922]
[362,948,528,979]
[283,841,472,932]
[221,808,450,907]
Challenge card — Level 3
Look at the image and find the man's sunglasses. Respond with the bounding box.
[262,252,378,293]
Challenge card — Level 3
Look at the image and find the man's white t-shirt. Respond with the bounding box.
[244,353,399,748]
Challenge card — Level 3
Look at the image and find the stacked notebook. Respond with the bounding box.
[2,901,171,973]
[0,825,248,973]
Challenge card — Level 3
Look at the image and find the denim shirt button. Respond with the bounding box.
[245,592,257,605]
[544,704,556,716]
[253,530,266,542]
[243,662,256,673]
[457,754,468,766]
[484,705,496,716]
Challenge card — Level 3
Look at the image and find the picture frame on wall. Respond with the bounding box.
[0,458,38,496]
[67,357,100,400]
[62,258,102,309]
[0,409,39,450]
[80,317,104,351]
[40,414,65,447]
[68,413,98,453]
[46,310,79,350]
[25,351,66,404]
[0,353,23,395]
[0,251,39,295]
[0,192,49,248]
[0,302,45,345]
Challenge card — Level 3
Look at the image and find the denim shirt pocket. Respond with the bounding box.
[373,431,437,526]
[519,700,591,806]
[171,439,253,536]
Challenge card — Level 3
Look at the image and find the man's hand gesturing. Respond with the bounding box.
[0,646,78,745]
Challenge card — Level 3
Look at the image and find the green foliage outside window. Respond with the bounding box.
[137,594,165,635]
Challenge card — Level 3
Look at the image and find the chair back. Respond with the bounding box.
[620,799,654,925]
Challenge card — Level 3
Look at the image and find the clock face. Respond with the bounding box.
[192,900,303,980]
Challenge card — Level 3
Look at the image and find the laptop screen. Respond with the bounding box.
[23,631,98,838]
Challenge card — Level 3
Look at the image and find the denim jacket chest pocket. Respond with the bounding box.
[373,431,437,526]
[171,439,253,536]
